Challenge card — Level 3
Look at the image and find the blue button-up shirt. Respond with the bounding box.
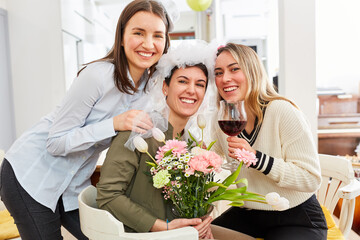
[5,61,150,212]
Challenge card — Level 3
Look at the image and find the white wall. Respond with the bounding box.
[278,0,317,141]
[6,0,65,136]
[61,0,113,90]
[0,8,15,151]
[214,0,279,80]
[317,0,360,95]
[0,0,6,9]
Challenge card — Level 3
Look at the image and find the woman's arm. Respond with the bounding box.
[46,64,116,156]
[46,63,153,157]
[96,131,159,232]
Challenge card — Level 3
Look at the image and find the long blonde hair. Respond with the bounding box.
[216,43,297,124]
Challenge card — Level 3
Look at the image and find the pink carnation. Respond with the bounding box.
[188,155,211,174]
[155,140,188,162]
[186,151,223,175]
[204,151,223,171]
[234,148,257,168]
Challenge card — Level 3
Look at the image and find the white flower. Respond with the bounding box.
[197,114,206,129]
[191,146,207,156]
[152,127,165,142]
[265,192,280,205]
[133,136,148,153]
[265,192,290,211]
[272,197,289,211]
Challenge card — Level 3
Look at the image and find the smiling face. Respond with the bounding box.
[122,11,166,79]
[163,66,208,121]
[214,51,248,102]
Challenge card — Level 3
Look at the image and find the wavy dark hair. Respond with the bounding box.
[80,0,171,94]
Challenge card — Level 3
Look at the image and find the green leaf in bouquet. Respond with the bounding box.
[146,161,157,167]
[221,162,242,187]
[206,140,216,151]
[204,181,228,191]
[207,190,246,202]
[240,192,266,201]
[208,162,242,200]
[163,149,173,158]
[229,201,244,207]
[234,178,248,186]
[219,186,247,195]
[187,131,199,146]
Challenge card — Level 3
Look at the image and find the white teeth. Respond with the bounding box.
[180,98,195,104]
[224,87,237,92]
[138,52,152,57]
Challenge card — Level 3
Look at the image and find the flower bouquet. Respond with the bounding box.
[133,114,289,219]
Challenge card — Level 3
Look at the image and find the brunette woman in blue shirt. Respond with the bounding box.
[0,1,178,239]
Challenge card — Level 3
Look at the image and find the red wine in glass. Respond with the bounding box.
[218,100,247,170]
[218,120,247,136]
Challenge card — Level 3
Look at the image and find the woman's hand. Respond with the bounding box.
[170,216,213,239]
[193,216,213,239]
[227,136,256,159]
[202,226,214,239]
[168,218,202,230]
[113,110,153,133]
[151,217,213,238]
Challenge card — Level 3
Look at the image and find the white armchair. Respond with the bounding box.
[317,153,360,238]
[78,185,198,240]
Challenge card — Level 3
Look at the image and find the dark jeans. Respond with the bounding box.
[212,194,328,240]
[0,159,88,240]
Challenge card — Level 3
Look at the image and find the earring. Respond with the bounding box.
[164,91,167,95]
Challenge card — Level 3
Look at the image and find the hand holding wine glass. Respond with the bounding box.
[218,100,247,170]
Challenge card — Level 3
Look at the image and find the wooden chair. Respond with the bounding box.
[317,154,360,238]
[78,185,198,240]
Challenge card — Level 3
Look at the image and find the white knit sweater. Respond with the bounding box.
[211,100,321,210]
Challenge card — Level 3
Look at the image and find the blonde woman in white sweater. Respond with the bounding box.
[211,43,327,240]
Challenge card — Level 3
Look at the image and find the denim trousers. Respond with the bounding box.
[0,159,88,240]
[212,194,328,240]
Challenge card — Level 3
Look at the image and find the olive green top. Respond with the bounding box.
[96,125,175,232]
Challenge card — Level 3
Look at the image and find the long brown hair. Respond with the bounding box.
[217,43,297,124]
[80,0,171,94]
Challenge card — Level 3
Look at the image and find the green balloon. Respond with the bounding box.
[186,0,212,12]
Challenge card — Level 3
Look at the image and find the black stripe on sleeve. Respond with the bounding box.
[251,151,263,169]
[257,153,266,171]
[263,157,274,175]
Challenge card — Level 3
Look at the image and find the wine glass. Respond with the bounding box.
[218,100,247,170]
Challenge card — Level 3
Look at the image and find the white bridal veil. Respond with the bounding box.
[125,39,218,150]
